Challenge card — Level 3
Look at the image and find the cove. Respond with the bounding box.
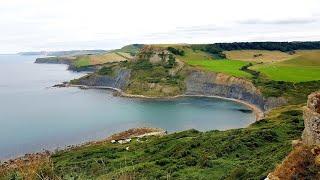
[0,55,255,160]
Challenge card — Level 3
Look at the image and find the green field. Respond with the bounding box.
[250,50,320,82]
[251,65,320,82]
[187,59,252,78]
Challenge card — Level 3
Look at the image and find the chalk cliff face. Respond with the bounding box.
[73,69,131,90]
[185,70,286,111]
[302,92,320,145]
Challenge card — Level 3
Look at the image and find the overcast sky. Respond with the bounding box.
[0,0,320,53]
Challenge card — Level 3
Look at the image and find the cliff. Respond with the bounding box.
[71,68,131,90]
[302,92,320,145]
[185,69,285,111]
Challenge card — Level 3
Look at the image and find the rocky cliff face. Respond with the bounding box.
[185,70,285,111]
[302,92,320,145]
[74,69,131,90]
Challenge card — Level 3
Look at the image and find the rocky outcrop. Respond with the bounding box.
[185,70,285,111]
[73,68,131,90]
[302,92,320,145]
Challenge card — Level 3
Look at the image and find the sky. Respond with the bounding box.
[0,0,320,53]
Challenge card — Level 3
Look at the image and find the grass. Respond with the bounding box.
[250,50,320,82]
[187,59,252,78]
[89,52,130,64]
[178,47,214,61]
[224,50,295,63]
[114,44,144,55]
[251,65,320,82]
[281,50,320,66]
[49,105,304,179]
[74,56,90,68]
[72,52,132,68]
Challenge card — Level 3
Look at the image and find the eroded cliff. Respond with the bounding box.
[185,69,285,111]
[71,68,131,90]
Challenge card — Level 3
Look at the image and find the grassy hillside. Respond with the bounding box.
[167,46,252,78]
[73,52,133,68]
[224,50,295,62]
[250,50,320,82]
[113,44,144,55]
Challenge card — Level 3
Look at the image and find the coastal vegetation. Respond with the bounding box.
[4,41,320,179]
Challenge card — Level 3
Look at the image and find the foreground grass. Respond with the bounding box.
[49,105,303,179]
[187,59,252,78]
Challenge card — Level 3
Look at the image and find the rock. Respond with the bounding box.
[264,97,287,110]
[292,139,303,148]
[126,147,130,151]
[302,92,320,145]
[111,140,116,143]
[118,140,126,144]
[315,154,320,166]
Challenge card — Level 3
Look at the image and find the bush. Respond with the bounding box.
[167,47,185,56]
[98,66,113,75]
[133,60,153,70]
[164,54,176,68]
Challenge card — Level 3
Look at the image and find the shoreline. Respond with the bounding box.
[64,84,264,120]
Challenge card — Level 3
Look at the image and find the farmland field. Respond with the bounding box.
[73,52,132,67]
[224,50,295,62]
[187,59,252,78]
[250,50,320,82]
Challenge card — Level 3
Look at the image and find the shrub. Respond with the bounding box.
[98,66,113,75]
[133,60,153,70]
[167,47,185,56]
[164,54,176,68]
